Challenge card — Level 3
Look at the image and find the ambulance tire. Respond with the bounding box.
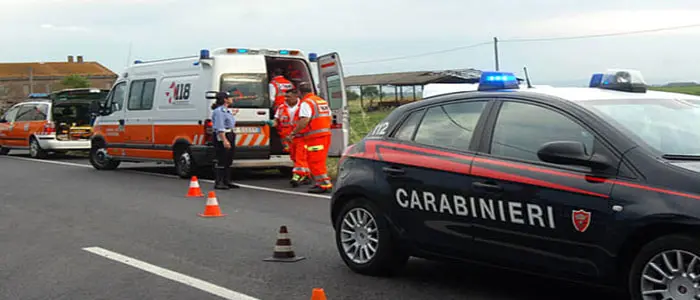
[334,197,409,277]
[174,147,196,179]
[278,167,293,177]
[29,137,48,159]
[628,234,700,300]
[0,147,9,155]
[89,144,120,170]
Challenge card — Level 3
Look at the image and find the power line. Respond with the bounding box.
[500,23,700,42]
[343,23,700,65]
[344,41,493,65]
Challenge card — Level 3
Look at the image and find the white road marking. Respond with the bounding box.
[83,247,260,300]
[3,156,332,199]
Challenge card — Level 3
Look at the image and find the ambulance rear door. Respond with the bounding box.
[316,52,349,157]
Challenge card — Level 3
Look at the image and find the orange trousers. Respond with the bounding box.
[289,137,310,177]
[304,135,332,189]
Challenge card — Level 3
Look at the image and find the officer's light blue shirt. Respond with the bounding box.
[212,105,236,133]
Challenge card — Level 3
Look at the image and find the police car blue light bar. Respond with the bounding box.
[589,73,603,87]
[478,71,520,91]
[597,69,647,93]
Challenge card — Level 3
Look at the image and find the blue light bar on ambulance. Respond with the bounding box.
[279,50,289,55]
[589,73,603,87]
[308,53,318,62]
[28,93,49,98]
[200,49,210,59]
[478,71,520,91]
[598,69,647,93]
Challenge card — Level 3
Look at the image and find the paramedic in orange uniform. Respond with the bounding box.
[284,82,333,194]
[269,68,294,110]
[265,88,311,187]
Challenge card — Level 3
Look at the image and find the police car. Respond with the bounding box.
[331,69,700,299]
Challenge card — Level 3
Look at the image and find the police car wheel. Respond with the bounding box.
[334,198,409,276]
[628,234,700,300]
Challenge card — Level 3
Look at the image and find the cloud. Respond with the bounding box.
[40,24,90,32]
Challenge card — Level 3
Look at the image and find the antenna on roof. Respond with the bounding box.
[523,66,533,88]
[125,42,133,68]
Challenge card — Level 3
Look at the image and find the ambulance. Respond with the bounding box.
[89,48,350,178]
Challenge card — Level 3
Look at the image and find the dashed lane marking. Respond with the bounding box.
[3,156,332,199]
[83,247,260,300]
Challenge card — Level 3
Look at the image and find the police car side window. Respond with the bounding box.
[392,109,425,141]
[490,101,595,163]
[412,101,487,150]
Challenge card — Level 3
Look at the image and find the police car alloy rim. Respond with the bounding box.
[340,208,379,264]
[640,250,700,300]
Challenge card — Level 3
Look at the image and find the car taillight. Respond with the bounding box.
[43,122,55,135]
[204,119,214,142]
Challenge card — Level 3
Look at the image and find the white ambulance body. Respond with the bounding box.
[89,48,349,178]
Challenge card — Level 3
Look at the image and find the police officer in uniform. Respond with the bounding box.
[211,91,240,190]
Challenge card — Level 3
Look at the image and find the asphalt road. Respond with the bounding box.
[0,152,623,300]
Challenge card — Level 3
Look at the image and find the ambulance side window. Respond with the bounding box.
[490,101,595,163]
[15,105,35,122]
[1,106,20,123]
[412,101,487,150]
[109,82,127,112]
[127,79,156,111]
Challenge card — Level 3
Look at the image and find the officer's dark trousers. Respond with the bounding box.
[213,132,236,189]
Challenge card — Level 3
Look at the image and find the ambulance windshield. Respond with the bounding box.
[220,74,268,108]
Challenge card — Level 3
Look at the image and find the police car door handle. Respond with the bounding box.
[472,181,503,192]
[382,166,405,176]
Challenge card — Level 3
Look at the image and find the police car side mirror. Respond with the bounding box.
[537,141,610,170]
[205,91,217,100]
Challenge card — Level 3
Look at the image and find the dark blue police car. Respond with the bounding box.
[331,69,700,300]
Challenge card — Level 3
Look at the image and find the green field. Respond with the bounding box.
[326,85,700,179]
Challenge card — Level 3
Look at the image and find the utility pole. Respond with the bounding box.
[493,37,500,71]
[28,66,34,94]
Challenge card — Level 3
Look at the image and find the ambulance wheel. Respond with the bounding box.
[278,167,293,177]
[174,147,196,179]
[89,144,120,170]
[0,147,9,155]
[29,137,48,159]
[334,197,409,277]
[628,234,700,300]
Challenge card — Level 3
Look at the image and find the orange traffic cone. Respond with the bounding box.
[263,225,305,262]
[310,288,327,300]
[198,191,226,218]
[186,176,204,198]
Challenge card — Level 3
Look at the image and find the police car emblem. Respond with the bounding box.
[572,209,591,232]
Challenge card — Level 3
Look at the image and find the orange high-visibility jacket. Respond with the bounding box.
[297,93,332,139]
[270,76,294,108]
[275,102,299,138]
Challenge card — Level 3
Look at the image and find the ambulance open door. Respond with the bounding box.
[316,52,349,157]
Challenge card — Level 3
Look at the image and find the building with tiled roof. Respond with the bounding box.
[0,55,117,111]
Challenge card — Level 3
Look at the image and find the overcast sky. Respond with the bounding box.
[2,0,700,85]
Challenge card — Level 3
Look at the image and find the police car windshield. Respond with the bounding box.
[581,98,700,156]
[220,74,267,108]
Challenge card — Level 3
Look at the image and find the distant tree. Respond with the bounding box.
[361,86,379,98]
[346,89,359,100]
[60,74,91,89]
